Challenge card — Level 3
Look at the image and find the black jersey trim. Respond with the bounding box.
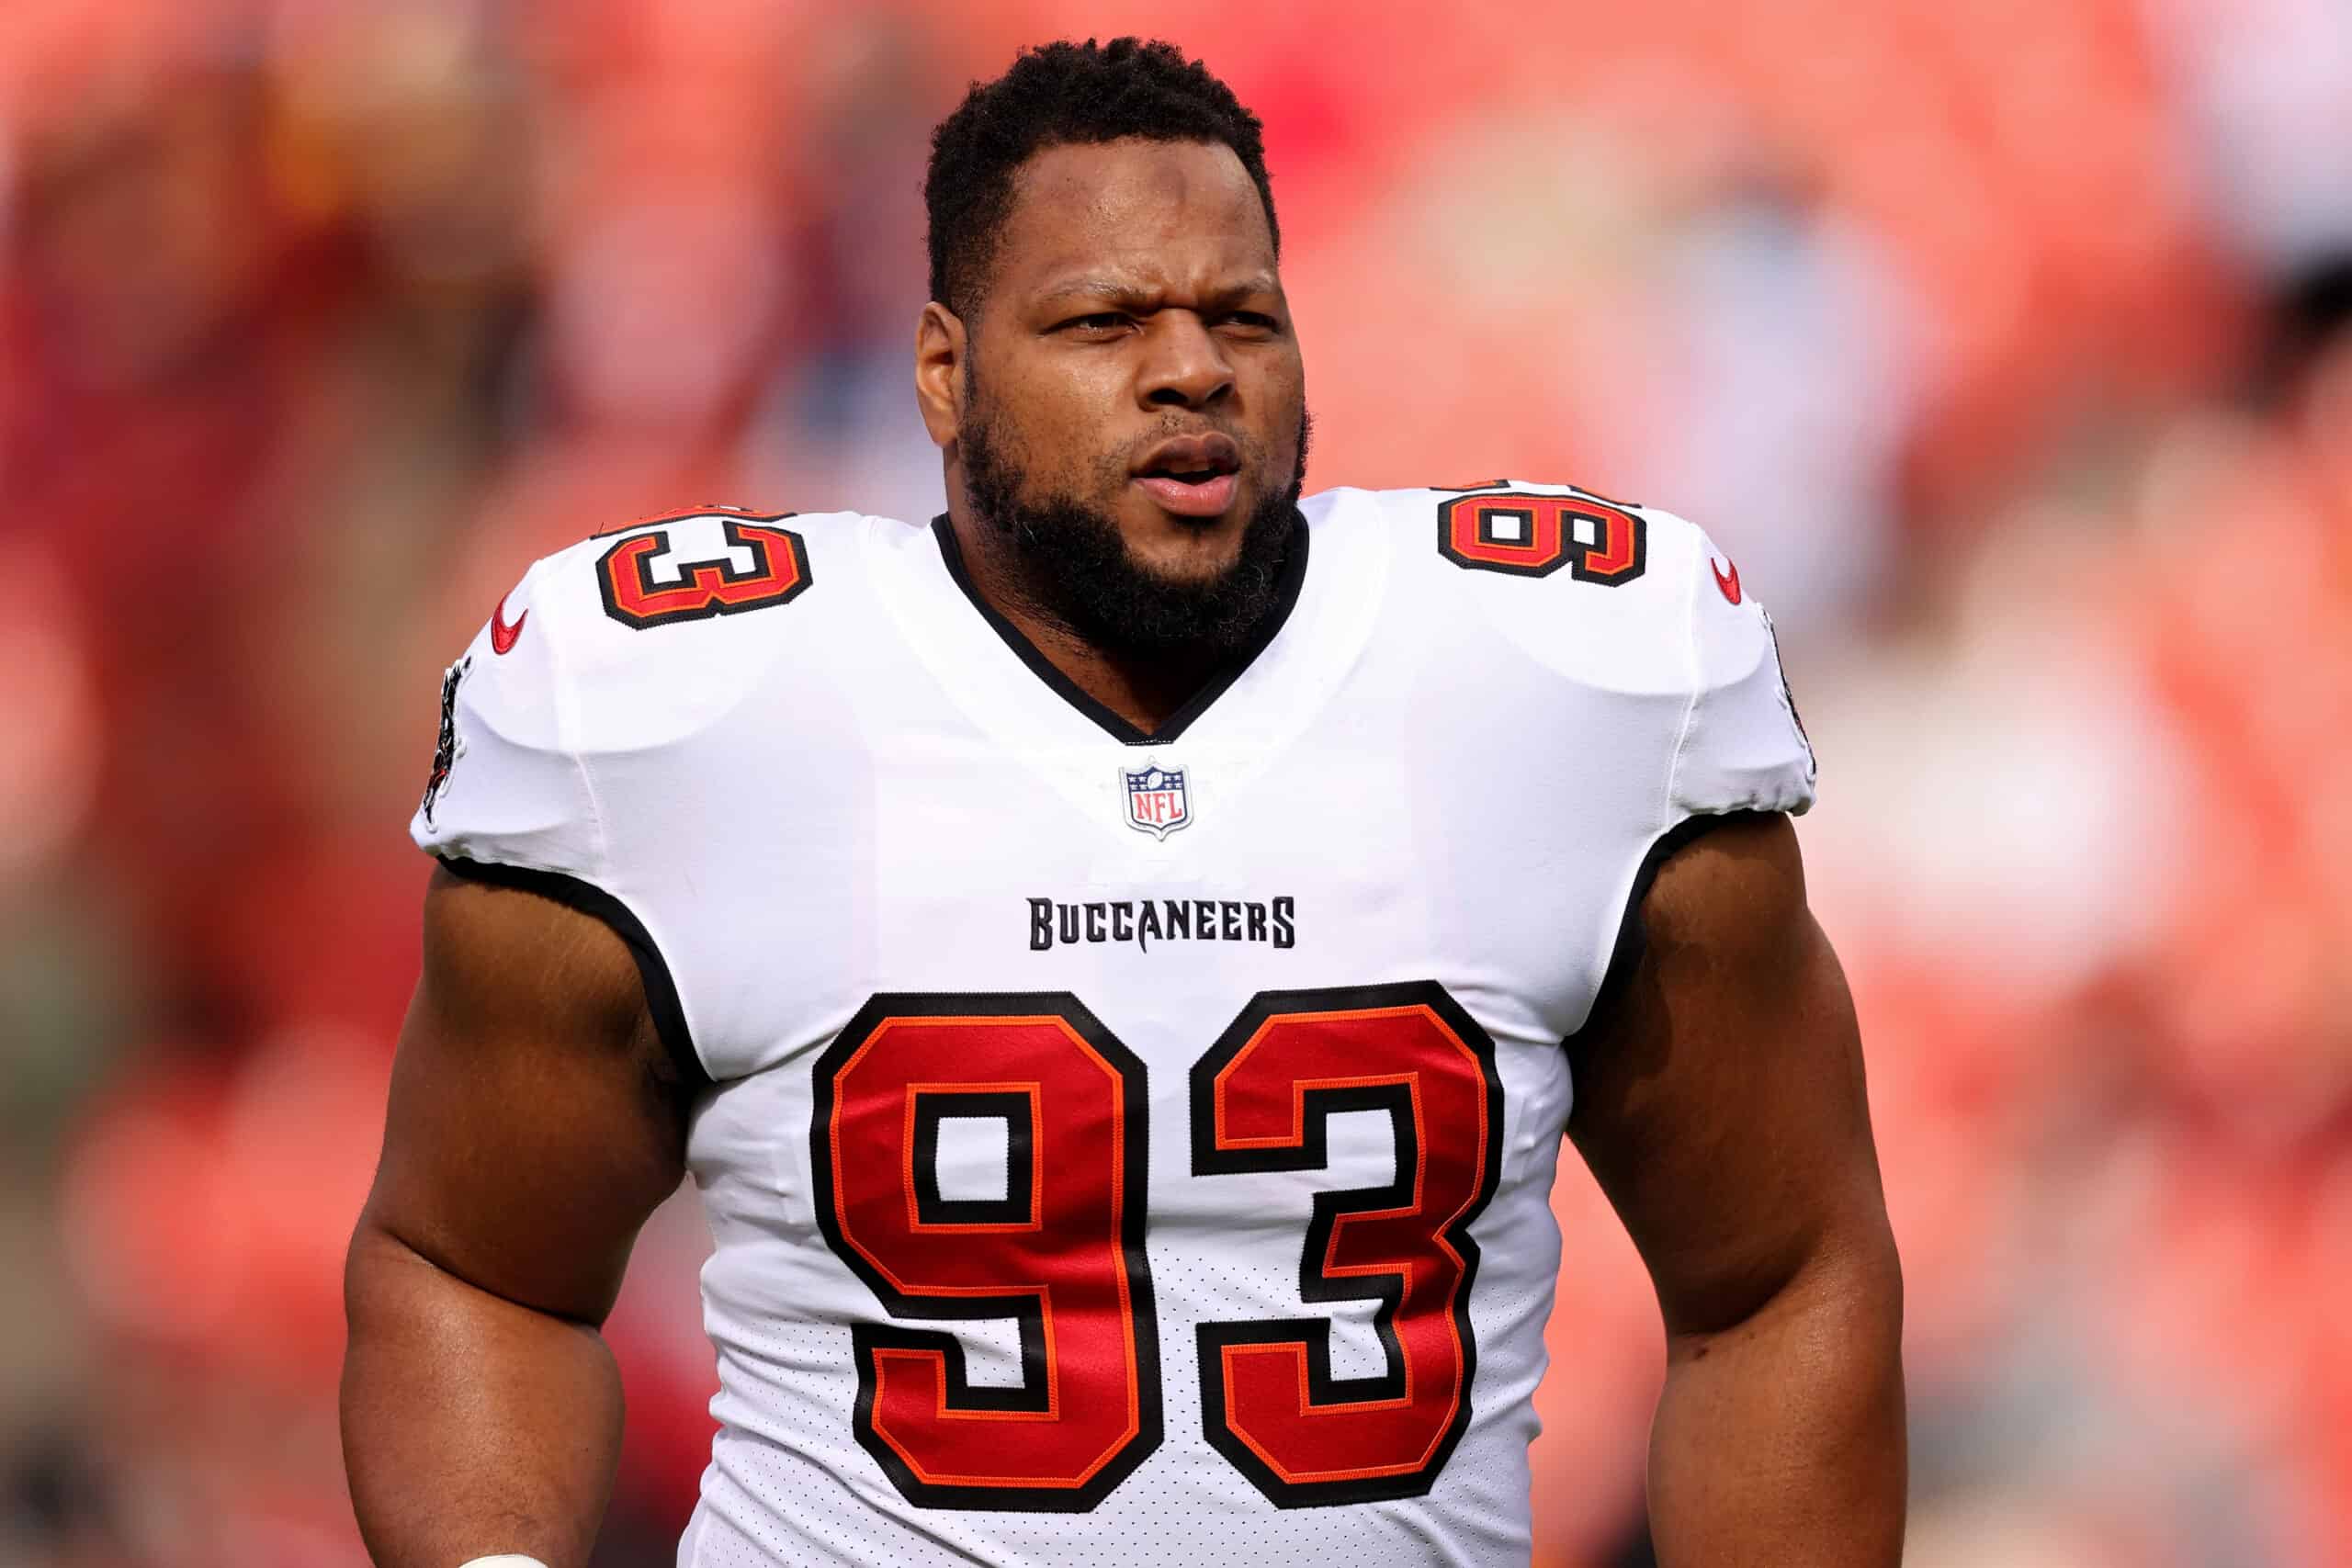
[1563,809,1777,1062]
[435,855,712,1090]
[927,513,1309,747]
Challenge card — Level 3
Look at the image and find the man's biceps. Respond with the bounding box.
[1775,923,1877,1130]
[1585,998,1883,1328]
[349,1205,618,1330]
[359,1129,652,1324]
[418,866,651,1043]
[367,1038,679,1322]
[1624,1146,1877,1338]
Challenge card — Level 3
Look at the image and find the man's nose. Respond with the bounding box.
[1137,313,1234,410]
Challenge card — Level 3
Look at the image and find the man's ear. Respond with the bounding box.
[914,301,967,449]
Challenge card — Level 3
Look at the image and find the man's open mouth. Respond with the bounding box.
[1133,434,1242,516]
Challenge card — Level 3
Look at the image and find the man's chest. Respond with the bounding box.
[678,711,1606,1523]
[682,686,1663,1279]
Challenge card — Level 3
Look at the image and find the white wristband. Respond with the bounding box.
[458,1559,550,1568]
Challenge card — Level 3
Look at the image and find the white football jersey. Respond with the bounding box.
[411,482,1815,1568]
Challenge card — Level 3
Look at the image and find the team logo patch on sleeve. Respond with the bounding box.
[1123,763,1193,840]
[420,656,470,825]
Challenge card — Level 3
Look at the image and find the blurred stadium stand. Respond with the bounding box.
[0,1,2346,1563]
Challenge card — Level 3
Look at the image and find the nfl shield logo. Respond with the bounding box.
[1122,762,1193,840]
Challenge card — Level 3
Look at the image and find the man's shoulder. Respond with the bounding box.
[1306,479,1727,698]
[1310,476,1713,566]
[526,502,883,642]
[1306,477,1816,817]
[486,504,908,751]
[412,503,910,873]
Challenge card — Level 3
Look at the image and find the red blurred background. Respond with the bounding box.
[1,1,2347,1563]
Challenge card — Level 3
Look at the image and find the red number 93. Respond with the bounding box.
[808,982,1505,1512]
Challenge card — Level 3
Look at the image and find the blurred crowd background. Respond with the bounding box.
[0,0,2346,1563]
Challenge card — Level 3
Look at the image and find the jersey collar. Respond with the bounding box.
[927,513,1310,748]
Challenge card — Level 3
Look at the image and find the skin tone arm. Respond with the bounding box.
[342,868,693,1568]
[1569,813,1905,1566]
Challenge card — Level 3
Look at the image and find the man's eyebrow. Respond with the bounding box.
[1036,276,1283,310]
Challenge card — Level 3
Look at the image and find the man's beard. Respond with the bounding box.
[959,400,1311,659]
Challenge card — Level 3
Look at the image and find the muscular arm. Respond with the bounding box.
[1569,814,1904,1566]
[342,867,693,1568]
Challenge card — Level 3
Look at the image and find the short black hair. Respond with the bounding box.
[924,38,1279,320]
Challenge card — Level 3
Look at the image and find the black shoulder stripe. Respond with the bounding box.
[435,855,712,1091]
[1562,809,1776,1062]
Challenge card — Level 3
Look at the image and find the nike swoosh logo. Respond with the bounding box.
[490,593,527,654]
[1712,557,1749,606]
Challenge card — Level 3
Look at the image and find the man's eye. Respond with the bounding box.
[1061,313,1131,333]
[1219,311,1281,333]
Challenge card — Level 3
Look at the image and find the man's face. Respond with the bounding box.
[947,137,1308,651]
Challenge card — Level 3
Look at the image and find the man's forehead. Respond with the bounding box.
[1029,265,1283,304]
[998,139,1274,286]
[1014,137,1253,205]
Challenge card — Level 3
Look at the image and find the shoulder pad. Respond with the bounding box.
[1350,481,1816,813]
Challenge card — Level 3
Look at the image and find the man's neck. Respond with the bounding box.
[942,508,1225,737]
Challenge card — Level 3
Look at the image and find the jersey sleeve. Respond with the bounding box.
[406,551,717,1087]
[1667,525,1818,820]
[409,556,607,880]
[404,509,867,1087]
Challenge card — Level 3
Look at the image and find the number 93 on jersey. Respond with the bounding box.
[808,980,1505,1512]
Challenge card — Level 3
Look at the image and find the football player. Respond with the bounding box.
[344,38,1903,1568]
